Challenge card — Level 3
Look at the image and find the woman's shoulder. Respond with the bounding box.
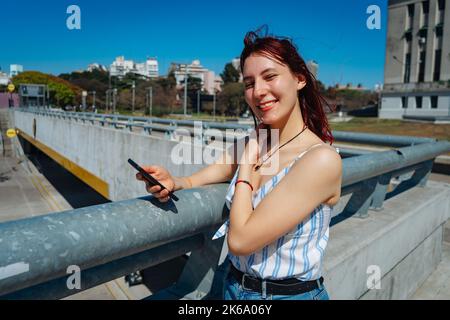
[290,141,342,178]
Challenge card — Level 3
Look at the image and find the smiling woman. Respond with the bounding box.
[136,27,342,301]
[213,27,342,301]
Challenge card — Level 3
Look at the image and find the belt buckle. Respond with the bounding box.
[241,273,251,291]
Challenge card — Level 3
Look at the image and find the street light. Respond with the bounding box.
[183,65,189,117]
[113,88,117,114]
[212,89,216,121]
[91,91,96,111]
[146,86,153,117]
[197,89,200,115]
[131,81,135,114]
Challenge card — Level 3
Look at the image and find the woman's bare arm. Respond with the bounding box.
[173,140,243,190]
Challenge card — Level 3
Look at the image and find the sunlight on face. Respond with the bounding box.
[243,53,305,125]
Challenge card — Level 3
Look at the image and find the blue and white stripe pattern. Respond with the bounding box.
[213,144,337,281]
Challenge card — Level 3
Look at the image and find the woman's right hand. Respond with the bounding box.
[135,165,175,202]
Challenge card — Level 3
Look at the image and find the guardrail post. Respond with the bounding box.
[343,178,378,218]
[369,173,392,211]
[416,160,433,187]
[147,228,228,300]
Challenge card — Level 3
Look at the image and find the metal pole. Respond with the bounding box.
[132,81,135,114]
[113,88,117,114]
[93,91,96,110]
[197,90,200,115]
[150,86,153,117]
[184,66,188,117]
[106,90,109,113]
[213,89,216,121]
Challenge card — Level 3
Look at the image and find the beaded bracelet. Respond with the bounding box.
[235,179,254,191]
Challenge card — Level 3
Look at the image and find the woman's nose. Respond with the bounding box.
[253,81,268,99]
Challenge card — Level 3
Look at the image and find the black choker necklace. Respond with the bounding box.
[254,124,308,171]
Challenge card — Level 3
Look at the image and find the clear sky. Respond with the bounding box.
[0,0,388,89]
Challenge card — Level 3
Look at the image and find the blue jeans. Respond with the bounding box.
[223,273,330,300]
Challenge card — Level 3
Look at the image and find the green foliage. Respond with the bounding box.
[217,82,246,116]
[187,76,202,92]
[12,71,82,107]
[220,63,240,84]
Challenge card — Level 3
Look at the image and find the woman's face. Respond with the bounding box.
[243,53,306,125]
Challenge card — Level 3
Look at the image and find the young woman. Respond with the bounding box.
[136,28,342,300]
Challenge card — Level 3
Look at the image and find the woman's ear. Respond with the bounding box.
[297,74,307,91]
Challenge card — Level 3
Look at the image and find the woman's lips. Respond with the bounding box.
[259,100,277,112]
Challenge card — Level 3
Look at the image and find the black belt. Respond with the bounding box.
[229,264,324,296]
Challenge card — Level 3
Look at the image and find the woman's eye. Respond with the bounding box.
[245,83,254,89]
[265,74,277,80]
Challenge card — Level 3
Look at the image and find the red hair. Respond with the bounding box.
[240,27,335,144]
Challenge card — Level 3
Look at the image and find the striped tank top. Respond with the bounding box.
[213,143,338,281]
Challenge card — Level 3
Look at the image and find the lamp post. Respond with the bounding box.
[113,88,117,114]
[197,89,201,115]
[131,81,135,114]
[183,65,189,117]
[212,89,216,121]
[91,90,96,111]
[146,86,153,117]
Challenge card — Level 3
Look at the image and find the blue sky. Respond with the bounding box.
[0,0,387,89]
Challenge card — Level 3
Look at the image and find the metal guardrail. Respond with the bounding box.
[17,108,443,148]
[2,107,449,299]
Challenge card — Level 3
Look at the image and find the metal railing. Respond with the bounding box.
[2,107,449,299]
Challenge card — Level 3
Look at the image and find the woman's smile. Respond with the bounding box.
[259,99,278,112]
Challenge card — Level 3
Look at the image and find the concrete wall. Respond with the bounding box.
[380,95,450,118]
[323,181,450,299]
[13,111,216,201]
[384,4,406,84]
[441,0,450,80]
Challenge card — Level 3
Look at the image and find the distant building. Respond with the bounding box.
[0,71,9,85]
[110,56,159,78]
[169,60,222,94]
[10,64,23,78]
[87,63,108,72]
[306,60,319,79]
[380,0,450,119]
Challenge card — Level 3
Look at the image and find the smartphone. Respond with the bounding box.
[128,158,179,201]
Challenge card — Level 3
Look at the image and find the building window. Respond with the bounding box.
[418,51,426,82]
[431,96,438,109]
[402,97,408,109]
[438,0,445,11]
[434,49,442,81]
[416,96,423,108]
[404,53,411,83]
[407,4,415,30]
[422,1,429,27]
[408,4,415,18]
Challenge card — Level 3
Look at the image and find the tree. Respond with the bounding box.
[12,71,82,107]
[220,63,240,84]
[217,82,245,116]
